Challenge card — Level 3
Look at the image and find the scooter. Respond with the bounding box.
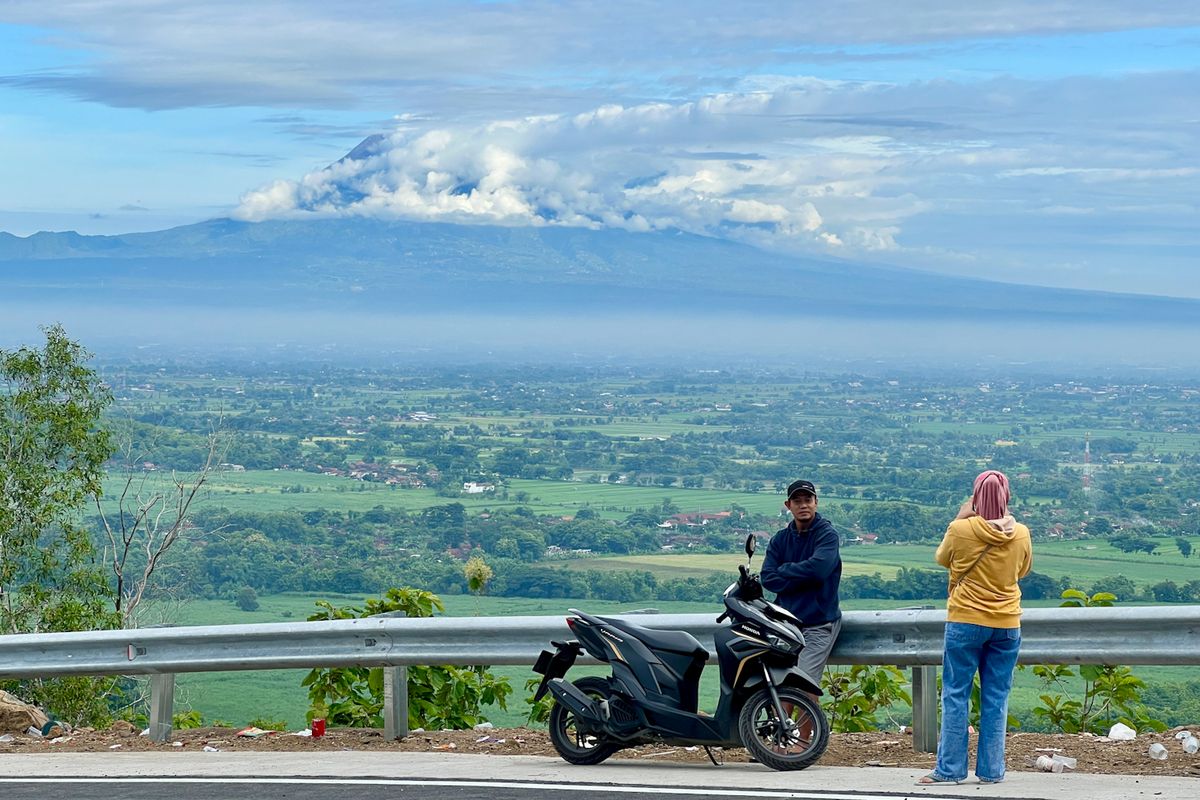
[532,535,830,770]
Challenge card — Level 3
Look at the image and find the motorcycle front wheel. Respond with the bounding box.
[738,686,829,771]
[547,676,621,765]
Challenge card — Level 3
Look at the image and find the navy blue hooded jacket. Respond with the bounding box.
[760,513,842,626]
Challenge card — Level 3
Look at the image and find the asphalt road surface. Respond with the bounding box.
[3,752,1196,800]
[0,777,921,800]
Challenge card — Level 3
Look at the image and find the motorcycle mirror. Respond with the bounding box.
[744,534,756,560]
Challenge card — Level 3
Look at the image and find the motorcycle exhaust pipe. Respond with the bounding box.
[546,679,608,726]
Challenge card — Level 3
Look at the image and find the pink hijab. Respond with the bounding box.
[973,470,1011,520]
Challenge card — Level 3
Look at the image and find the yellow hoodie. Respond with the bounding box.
[935,515,1033,628]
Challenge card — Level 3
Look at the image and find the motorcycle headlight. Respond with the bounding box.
[766,633,800,653]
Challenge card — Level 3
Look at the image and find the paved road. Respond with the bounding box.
[0,777,881,800]
[0,779,730,800]
[0,752,1195,800]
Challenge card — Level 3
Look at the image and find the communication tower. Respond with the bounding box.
[1082,432,1091,491]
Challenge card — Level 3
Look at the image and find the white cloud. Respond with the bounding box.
[234,88,901,252]
[233,67,1200,269]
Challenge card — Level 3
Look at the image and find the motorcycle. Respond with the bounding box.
[532,534,830,770]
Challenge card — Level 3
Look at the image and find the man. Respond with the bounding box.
[760,479,843,691]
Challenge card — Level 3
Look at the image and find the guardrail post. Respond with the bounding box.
[911,665,938,753]
[383,665,408,740]
[148,673,175,742]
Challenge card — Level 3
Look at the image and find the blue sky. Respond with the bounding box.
[1,2,1198,296]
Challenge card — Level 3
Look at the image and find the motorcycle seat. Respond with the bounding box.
[603,617,709,658]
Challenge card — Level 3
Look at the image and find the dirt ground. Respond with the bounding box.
[5,724,1200,778]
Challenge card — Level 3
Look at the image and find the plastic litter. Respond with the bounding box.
[474,722,494,730]
[203,745,220,752]
[236,726,274,738]
[1183,735,1199,755]
[1148,742,1169,760]
[1036,755,1064,773]
[26,726,43,738]
[289,729,313,737]
[1175,730,1193,740]
[1052,754,1077,770]
[1108,722,1137,740]
[0,734,15,743]
[171,741,183,747]
[109,744,122,750]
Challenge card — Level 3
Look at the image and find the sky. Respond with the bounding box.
[1,1,1198,297]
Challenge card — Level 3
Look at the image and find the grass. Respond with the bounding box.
[97,470,795,519]
[840,539,1200,588]
[548,538,1200,588]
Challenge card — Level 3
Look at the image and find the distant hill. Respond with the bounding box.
[2,217,1198,323]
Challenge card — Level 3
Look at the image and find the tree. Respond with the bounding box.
[236,586,260,611]
[0,326,117,636]
[97,419,227,627]
[0,326,121,726]
[1177,537,1192,559]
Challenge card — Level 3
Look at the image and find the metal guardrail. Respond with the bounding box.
[2,606,1199,749]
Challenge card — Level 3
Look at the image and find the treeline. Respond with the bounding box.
[122,504,747,601]
[106,501,1103,606]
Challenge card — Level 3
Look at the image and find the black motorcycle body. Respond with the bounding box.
[532,537,831,770]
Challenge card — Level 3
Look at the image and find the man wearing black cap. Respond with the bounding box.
[761,479,843,692]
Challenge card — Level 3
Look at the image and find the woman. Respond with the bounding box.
[919,470,1032,785]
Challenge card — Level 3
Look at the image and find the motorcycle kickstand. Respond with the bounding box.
[703,745,722,766]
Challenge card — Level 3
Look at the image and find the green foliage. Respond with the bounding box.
[1028,588,1165,734]
[464,556,494,595]
[1059,588,1115,607]
[821,665,911,732]
[523,677,554,725]
[236,586,260,611]
[0,325,117,635]
[302,588,512,730]
[173,710,204,729]
[0,327,121,727]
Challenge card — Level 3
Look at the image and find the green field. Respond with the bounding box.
[98,470,799,519]
[557,552,903,580]
[842,539,1200,589]
[550,538,1200,590]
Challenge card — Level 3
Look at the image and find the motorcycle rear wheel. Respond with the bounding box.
[548,676,621,765]
[738,686,829,771]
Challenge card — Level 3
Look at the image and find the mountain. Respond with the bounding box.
[2,217,1198,323]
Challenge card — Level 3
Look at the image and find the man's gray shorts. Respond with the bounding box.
[798,617,843,687]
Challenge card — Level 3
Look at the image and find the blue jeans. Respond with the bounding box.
[935,622,1021,782]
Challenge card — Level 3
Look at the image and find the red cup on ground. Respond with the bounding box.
[311,718,326,738]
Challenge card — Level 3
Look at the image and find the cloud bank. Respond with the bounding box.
[235,72,1200,272]
[3,2,1199,112]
